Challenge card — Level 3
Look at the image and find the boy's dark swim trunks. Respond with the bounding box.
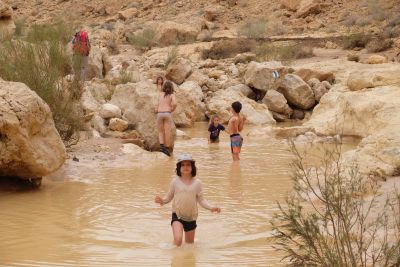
[171,212,197,232]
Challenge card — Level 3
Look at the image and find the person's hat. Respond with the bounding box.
[177,154,195,164]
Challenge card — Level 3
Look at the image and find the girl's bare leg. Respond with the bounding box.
[164,117,172,148]
[157,116,165,145]
[185,229,196,244]
[172,221,184,246]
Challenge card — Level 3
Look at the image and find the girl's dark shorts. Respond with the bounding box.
[171,213,197,232]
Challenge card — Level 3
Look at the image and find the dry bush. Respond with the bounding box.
[343,14,359,27]
[342,32,372,50]
[202,39,256,60]
[164,46,178,69]
[272,142,400,267]
[237,17,266,39]
[347,53,360,62]
[106,37,120,55]
[128,27,156,49]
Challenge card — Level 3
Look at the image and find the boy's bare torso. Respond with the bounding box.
[158,92,175,112]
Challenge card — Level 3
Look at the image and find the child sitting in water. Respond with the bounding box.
[155,154,221,246]
[208,114,225,143]
[227,101,246,161]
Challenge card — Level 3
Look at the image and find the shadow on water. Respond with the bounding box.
[0,176,42,192]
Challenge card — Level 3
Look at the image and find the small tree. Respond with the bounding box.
[272,141,400,266]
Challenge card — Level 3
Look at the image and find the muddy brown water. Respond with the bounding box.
[0,123,358,266]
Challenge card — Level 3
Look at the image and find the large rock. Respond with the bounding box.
[206,88,276,125]
[277,74,316,109]
[347,69,400,91]
[0,1,15,35]
[244,61,287,92]
[165,57,192,85]
[109,118,128,131]
[226,84,253,97]
[100,103,121,119]
[366,55,388,64]
[173,81,206,127]
[296,0,322,18]
[0,81,66,179]
[154,21,201,46]
[281,0,301,11]
[305,85,400,138]
[294,68,334,83]
[81,82,112,113]
[110,81,176,150]
[263,90,293,116]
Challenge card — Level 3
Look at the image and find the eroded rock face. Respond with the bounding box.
[173,81,205,127]
[347,69,400,91]
[110,81,176,150]
[0,81,66,179]
[263,90,293,116]
[244,61,286,92]
[205,88,275,125]
[277,74,316,109]
[154,21,201,47]
[0,1,15,35]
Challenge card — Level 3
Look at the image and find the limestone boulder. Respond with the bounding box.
[296,0,322,18]
[186,70,210,87]
[347,69,400,91]
[305,85,400,138]
[277,74,316,109]
[366,55,388,64]
[312,82,329,102]
[206,88,276,125]
[281,0,301,11]
[263,90,293,116]
[110,81,176,151]
[118,8,138,20]
[154,21,201,46]
[81,82,112,113]
[226,84,253,97]
[0,1,15,35]
[295,68,334,83]
[204,5,223,21]
[173,81,206,127]
[109,118,128,131]
[166,57,192,85]
[91,114,106,134]
[100,103,121,119]
[0,81,66,179]
[244,61,287,92]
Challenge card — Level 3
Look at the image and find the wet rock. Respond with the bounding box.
[0,80,66,180]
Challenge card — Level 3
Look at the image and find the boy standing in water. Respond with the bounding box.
[227,101,246,161]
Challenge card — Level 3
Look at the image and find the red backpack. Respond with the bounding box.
[73,31,90,56]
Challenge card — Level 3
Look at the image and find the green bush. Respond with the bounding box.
[238,18,266,39]
[202,39,256,60]
[342,33,372,50]
[0,22,83,146]
[128,27,156,49]
[164,46,178,69]
[272,142,400,266]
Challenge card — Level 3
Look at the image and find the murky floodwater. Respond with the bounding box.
[0,123,357,266]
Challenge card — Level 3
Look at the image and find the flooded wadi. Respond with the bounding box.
[0,123,357,267]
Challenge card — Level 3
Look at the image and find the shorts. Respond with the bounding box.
[157,112,173,126]
[230,134,243,154]
[171,213,197,232]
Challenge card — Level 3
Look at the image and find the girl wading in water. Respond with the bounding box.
[155,80,177,156]
[155,154,221,246]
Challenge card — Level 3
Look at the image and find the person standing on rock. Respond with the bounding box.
[71,29,91,81]
[227,101,246,161]
[155,80,177,156]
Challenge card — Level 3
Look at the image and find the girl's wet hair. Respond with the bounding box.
[176,161,197,177]
[156,76,164,85]
[162,80,174,96]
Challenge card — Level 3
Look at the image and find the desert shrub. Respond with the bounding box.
[238,17,266,39]
[14,17,26,36]
[272,142,400,266]
[119,69,138,84]
[343,14,359,27]
[0,22,83,146]
[255,43,314,62]
[367,0,387,21]
[383,25,400,38]
[202,39,256,60]
[342,32,372,50]
[128,27,156,49]
[355,16,373,27]
[347,53,360,62]
[366,38,393,52]
[106,37,120,55]
[164,46,178,69]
